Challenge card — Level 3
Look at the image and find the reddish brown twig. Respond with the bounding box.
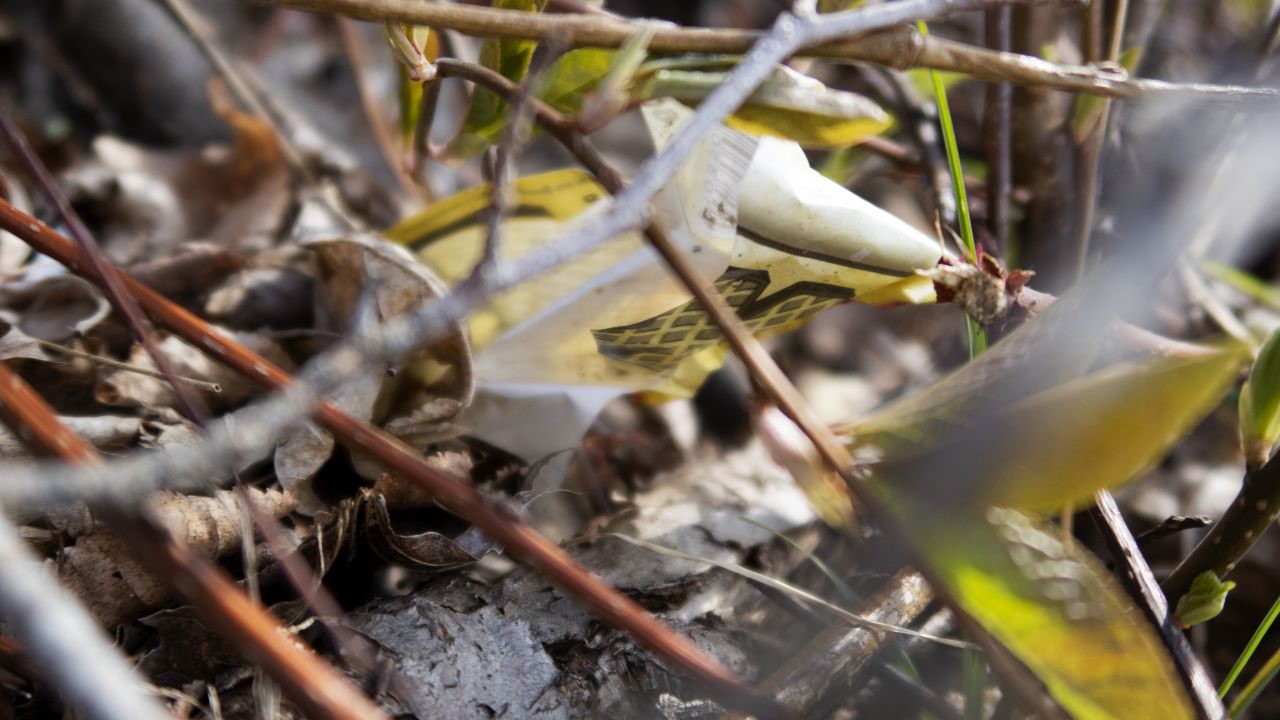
[0,361,388,720]
[0,200,784,719]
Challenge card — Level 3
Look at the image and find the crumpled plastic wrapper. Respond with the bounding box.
[385,100,942,461]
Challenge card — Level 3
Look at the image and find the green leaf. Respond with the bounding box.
[537,48,614,114]
[446,0,548,157]
[1175,571,1237,627]
[398,65,422,145]
[634,65,891,148]
[574,28,653,128]
[1240,327,1280,466]
[382,22,436,82]
[898,505,1196,720]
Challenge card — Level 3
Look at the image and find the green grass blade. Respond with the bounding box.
[1221,594,1280,698]
[963,645,987,720]
[1229,641,1280,717]
[916,20,986,358]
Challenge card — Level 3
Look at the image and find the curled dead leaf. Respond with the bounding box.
[0,274,111,346]
[278,234,473,513]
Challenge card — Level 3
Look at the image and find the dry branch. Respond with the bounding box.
[759,568,935,715]
[252,0,1277,100]
[0,2,1047,712]
[1163,455,1280,602]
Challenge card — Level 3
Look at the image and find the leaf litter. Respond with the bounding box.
[0,1,1277,719]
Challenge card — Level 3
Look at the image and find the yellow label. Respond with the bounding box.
[386,167,935,394]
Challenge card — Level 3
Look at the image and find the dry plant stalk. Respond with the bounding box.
[0,3,1063,714]
[0,362,388,720]
[254,0,1276,100]
[758,569,934,715]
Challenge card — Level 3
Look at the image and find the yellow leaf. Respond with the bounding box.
[846,324,1246,510]
[986,342,1247,510]
[902,505,1196,720]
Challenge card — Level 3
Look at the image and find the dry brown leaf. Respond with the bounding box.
[56,486,295,627]
[203,265,313,330]
[277,234,474,513]
[61,141,189,264]
[125,241,245,300]
[0,274,111,345]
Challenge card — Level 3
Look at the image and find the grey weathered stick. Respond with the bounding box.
[1090,492,1226,719]
[251,0,1278,100]
[0,510,169,720]
[759,569,934,715]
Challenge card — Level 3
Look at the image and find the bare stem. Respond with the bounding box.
[251,0,1275,100]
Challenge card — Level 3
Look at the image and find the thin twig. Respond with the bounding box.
[32,338,223,393]
[1071,0,1132,279]
[872,663,967,720]
[869,67,956,228]
[0,366,169,720]
[0,511,169,720]
[474,38,565,275]
[1157,0,1280,614]
[0,0,1192,512]
[0,105,210,425]
[0,4,1078,710]
[158,0,314,181]
[1163,454,1280,601]
[410,74,442,181]
[983,6,1012,255]
[251,0,1278,100]
[234,483,405,695]
[0,5,1107,711]
[1060,4,1221,712]
[0,202,786,719]
[756,568,937,715]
